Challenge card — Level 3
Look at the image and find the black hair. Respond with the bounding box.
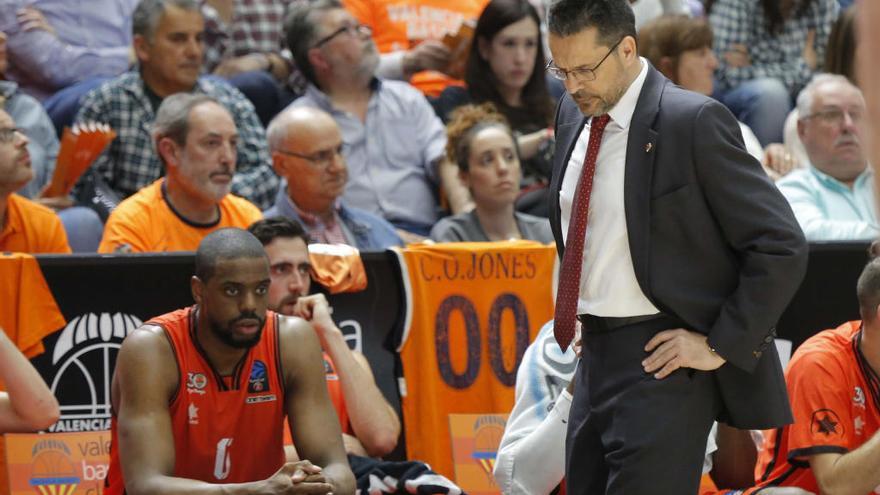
[194,228,268,282]
[465,0,553,128]
[547,0,637,48]
[247,217,311,247]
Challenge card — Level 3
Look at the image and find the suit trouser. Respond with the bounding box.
[565,315,721,495]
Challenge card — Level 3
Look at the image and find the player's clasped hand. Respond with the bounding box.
[642,329,726,379]
[264,461,334,494]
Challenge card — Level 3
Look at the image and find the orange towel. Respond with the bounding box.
[308,244,368,294]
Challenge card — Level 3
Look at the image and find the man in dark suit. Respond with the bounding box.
[544,1,808,494]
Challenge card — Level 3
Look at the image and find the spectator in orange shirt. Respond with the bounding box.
[0,326,60,432]
[0,109,71,254]
[98,94,262,253]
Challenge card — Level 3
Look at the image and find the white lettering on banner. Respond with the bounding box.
[214,438,233,480]
[47,313,142,432]
[48,418,113,432]
[339,319,363,354]
[81,460,109,481]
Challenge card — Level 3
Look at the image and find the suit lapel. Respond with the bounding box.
[550,96,587,259]
[624,66,664,295]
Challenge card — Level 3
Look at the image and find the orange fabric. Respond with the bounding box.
[283,352,352,446]
[98,179,262,253]
[105,307,286,494]
[0,253,66,492]
[753,321,880,493]
[0,253,66,358]
[342,0,489,96]
[394,241,556,479]
[308,244,367,294]
[0,194,71,254]
[698,474,718,495]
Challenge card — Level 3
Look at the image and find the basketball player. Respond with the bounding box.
[104,228,355,494]
[0,326,60,432]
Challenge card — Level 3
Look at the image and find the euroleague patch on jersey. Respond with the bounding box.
[811,408,844,437]
[248,360,270,393]
[187,372,208,394]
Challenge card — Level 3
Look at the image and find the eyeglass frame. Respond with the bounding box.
[546,37,624,82]
[0,127,24,144]
[274,143,348,169]
[312,23,372,48]
[800,107,864,127]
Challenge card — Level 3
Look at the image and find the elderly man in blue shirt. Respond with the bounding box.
[776,73,876,241]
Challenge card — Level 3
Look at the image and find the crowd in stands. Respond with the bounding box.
[0,0,868,254]
[1,0,877,493]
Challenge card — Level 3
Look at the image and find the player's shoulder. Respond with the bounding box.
[788,321,860,377]
[276,314,321,351]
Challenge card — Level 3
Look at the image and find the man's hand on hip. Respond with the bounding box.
[642,329,726,379]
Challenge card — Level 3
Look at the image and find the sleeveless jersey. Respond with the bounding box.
[393,241,556,478]
[105,307,286,493]
[752,321,880,493]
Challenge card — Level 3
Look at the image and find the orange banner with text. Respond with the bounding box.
[4,431,110,495]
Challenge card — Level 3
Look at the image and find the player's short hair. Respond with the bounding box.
[195,228,268,282]
[857,257,880,322]
[247,217,311,247]
[547,0,636,49]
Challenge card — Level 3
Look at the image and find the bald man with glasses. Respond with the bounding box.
[264,106,402,250]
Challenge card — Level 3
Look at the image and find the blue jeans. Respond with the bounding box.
[58,206,104,252]
[715,77,792,146]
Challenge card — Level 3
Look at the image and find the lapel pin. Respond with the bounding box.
[645,142,653,153]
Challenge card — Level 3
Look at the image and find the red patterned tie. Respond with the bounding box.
[554,114,611,350]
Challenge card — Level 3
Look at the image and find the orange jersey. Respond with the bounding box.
[98,179,262,253]
[283,352,352,446]
[0,194,71,253]
[393,241,556,478]
[342,0,489,96]
[753,321,880,493]
[105,307,286,494]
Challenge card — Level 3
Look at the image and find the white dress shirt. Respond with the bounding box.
[559,58,659,317]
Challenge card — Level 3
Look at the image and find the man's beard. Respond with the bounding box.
[210,312,266,349]
[572,81,627,117]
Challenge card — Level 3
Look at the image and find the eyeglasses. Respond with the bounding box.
[801,107,864,127]
[546,38,623,82]
[313,24,372,48]
[275,143,347,169]
[0,127,23,143]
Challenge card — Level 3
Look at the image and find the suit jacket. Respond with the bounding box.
[549,65,808,429]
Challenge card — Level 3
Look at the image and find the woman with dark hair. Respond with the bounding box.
[431,0,558,217]
[825,5,856,83]
[707,0,839,146]
[430,103,552,244]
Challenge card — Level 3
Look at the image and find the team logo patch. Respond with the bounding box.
[187,372,208,394]
[854,386,866,409]
[248,360,269,393]
[811,409,844,437]
[324,357,339,380]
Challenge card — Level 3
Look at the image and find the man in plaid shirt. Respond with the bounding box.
[74,0,278,210]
